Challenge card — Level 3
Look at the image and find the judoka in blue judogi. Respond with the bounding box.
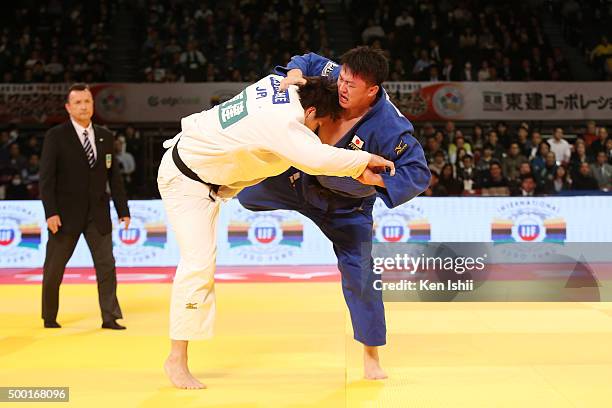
[238,51,431,348]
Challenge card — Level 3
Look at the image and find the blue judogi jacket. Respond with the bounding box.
[275,52,431,209]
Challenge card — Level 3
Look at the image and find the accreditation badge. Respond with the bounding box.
[105,154,112,169]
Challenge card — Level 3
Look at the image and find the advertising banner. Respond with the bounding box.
[385,81,612,121]
[3,82,612,124]
[0,197,610,268]
[90,82,246,123]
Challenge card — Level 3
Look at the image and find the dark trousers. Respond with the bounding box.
[41,218,123,323]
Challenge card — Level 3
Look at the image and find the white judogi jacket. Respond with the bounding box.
[163,74,371,198]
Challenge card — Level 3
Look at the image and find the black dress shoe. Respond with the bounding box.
[101,320,126,330]
[44,320,61,328]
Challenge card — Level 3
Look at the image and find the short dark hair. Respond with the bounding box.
[297,76,342,120]
[521,174,535,183]
[340,46,389,86]
[66,83,90,102]
[489,160,502,169]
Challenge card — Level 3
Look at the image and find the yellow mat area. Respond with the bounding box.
[1,283,611,407]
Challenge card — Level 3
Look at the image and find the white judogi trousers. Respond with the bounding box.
[157,148,221,340]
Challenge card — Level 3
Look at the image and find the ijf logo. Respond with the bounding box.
[112,204,167,264]
[491,199,566,244]
[95,86,126,117]
[0,204,42,266]
[373,201,430,243]
[433,85,464,117]
[250,219,278,244]
[227,208,304,263]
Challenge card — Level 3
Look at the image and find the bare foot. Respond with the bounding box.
[364,346,388,380]
[164,355,206,389]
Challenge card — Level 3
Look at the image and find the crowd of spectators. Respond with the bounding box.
[0,1,115,84]
[2,0,611,84]
[553,0,612,80]
[2,119,611,200]
[349,0,571,81]
[418,120,612,197]
[139,0,592,83]
[140,0,328,82]
[0,126,42,200]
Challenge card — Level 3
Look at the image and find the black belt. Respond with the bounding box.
[172,139,220,200]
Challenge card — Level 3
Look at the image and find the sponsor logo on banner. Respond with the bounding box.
[112,203,167,264]
[491,199,566,244]
[147,95,201,107]
[433,85,464,117]
[0,204,42,265]
[373,201,430,243]
[483,91,504,111]
[227,208,304,263]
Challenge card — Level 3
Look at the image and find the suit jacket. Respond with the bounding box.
[590,163,612,188]
[40,121,130,235]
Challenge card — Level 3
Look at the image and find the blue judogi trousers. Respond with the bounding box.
[238,169,386,346]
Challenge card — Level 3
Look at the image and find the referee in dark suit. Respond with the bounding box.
[40,83,131,330]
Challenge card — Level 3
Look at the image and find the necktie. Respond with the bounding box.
[82,129,95,168]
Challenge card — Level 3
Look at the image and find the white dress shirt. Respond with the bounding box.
[71,118,96,160]
[547,138,571,163]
